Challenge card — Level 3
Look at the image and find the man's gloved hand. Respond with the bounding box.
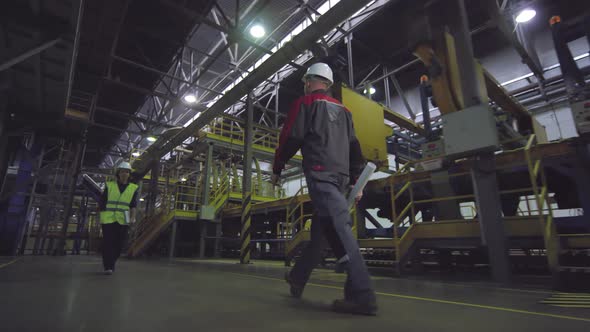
[271,174,280,186]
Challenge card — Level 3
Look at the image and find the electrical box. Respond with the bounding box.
[200,205,216,221]
[417,139,445,171]
[421,139,445,159]
[572,99,590,135]
[442,104,499,156]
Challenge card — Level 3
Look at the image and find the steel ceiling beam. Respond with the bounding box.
[95,106,177,128]
[0,37,61,72]
[483,0,544,81]
[133,0,374,174]
[128,0,273,132]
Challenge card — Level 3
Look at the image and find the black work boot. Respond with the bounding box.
[284,271,304,298]
[332,299,377,316]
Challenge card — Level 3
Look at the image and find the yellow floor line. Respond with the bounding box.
[414,282,553,296]
[230,272,590,323]
[494,287,554,295]
[0,257,21,269]
[542,300,590,304]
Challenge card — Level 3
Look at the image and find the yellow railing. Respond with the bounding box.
[524,134,560,273]
[173,183,201,212]
[389,136,559,264]
[205,116,279,150]
[284,186,310,238]
[211,174,230,211]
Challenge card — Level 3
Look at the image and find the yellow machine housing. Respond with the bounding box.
[340,85,391,169]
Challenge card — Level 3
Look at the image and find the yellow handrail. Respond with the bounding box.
[394,202,413,226]
[393,181,411,201]
[523,134,560,273]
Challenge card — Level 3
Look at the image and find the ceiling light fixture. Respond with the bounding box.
[131,151,141,157]
[183,94,197,103]
[515,8,536,23]
[147,136,157,142]
[363,87,376,95]
[249,24,266,38]
[181,177,187,182]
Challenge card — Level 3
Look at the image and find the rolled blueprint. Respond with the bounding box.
[347,162,377,208]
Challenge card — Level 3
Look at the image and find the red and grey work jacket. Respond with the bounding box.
[273,89,365,184]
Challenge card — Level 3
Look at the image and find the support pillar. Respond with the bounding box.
[240,94,254,264]
[17,145,45,255]
[199,143,213,258]
[56,141,84,255]
[346,28,354,88]
[383,67,391,108]
[274,83,280,128]
[450,0,510,283]
[419,76,433,140]
[2,143,40,255]
[199,222,206,258]
[214,222,222,258]
[202,143,213,205]
[169,220,177,259]
[146,160,159,216]
[0,110,8,194]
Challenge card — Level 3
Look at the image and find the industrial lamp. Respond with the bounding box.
[249,23,266,38]
[183,94,197,103]
[515,8,536,23]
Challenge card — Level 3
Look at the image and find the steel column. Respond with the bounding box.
[201,143,214,206]
[169,220,177,258]
[17,145,45,254]
[346,29,354,88]
[451,0,510,283]
[55,141,84,255]
[390,74,416,119]
[199,222,207,258]
[240,94,254,264]
[383,67,391,108]
[213,223,222,258]
[1,143,40,255]
[146,161,159,216]
[419,77,433,139]
[550,17,586,95]
[274,83,280,128]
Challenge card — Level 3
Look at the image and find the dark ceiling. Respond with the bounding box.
[71,0,217,166]
[0,0,79,134]
[2,0,589,169]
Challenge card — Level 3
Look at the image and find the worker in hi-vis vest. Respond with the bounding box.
[98,161,138,275]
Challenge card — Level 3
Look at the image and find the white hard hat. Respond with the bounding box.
[302,62,333,85]
[116,161,132,171]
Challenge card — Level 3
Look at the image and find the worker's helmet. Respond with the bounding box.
[115,161,132,175]
[302,62,334,85]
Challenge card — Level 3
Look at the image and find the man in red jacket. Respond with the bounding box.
[272,63,377,315]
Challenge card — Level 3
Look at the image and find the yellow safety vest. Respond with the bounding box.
[99,181,138,225]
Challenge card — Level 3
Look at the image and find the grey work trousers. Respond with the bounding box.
[290,173,376,304]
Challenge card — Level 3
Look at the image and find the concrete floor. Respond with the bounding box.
[0,256,589,332]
